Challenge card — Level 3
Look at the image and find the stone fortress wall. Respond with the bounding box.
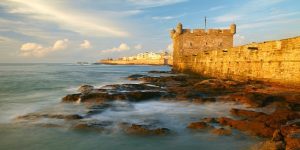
[171,23,300,87]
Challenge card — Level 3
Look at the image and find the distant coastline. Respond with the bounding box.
[100,52,173,66]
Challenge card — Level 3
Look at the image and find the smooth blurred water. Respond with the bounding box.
[0,64,261,150]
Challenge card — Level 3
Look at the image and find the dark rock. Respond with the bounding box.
[16,113,83,121]
[62,93,81,102]
[148,71,172,74]
[78,85,94,94]
[73,121,113,132]
[86,103,112,116]
[127,74,149,80]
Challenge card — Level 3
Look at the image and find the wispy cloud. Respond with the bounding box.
[214,14,241,23]
[239,18,300,30]
[152,14,185,20]
[213,0,289,23]
[2,0,129,37]
[209,5,225,11]
[128,0,188,8]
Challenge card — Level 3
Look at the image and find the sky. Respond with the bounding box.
[0,0,300,63]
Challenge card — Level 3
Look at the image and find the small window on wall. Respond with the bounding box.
[219,42,223,46]
[189,42,193,47]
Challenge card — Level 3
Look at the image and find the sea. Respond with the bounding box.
[0,63,262,150]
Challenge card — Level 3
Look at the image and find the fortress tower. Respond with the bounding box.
[170,23,236,69]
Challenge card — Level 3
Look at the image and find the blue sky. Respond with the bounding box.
[0,0,299,63]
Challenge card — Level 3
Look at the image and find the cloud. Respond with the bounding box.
[2,0,128,37]
[152,14,185,20]
[19,39,69,57]
[213,0,288,23]
[101,43,130,53]
[128,0,188,8]
[134,44,142,50]
[53,39,69,51]
[80,40,92,49]
[209,5,225,11]
[213,14,241,23]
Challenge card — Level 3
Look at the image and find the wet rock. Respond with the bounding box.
[230,108,267,118]
[187,121,211,130]
[218,107,300,139]
[78,85,94,94]
[80,92,126,103]
[103,84,161,91]
[124,124,170,136]
[125,91,164,101]
[86,103,112,116]
[224,92,286,107]
[63,83,165,104]
[62,93,81,103]
[73,121,113,132]
[211,128,232,136]
[16,113,83,121]
[272,129,284,142]
[218,117,274,137]
[194,79,226,90]
[201,117,218,123]
[285,135,300,150]
[127,74,149,80]
[37,123,63,128]
[148,71,172,74]
[254,141,285,150]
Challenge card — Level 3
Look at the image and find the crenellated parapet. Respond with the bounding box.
[170,23,236,39]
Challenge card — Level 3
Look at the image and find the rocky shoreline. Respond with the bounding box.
[15,70,300,150]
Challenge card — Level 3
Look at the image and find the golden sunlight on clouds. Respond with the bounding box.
[20,39,69,57]
[101,43,131,53]
[80,40,92,49]
[6,0,129,37]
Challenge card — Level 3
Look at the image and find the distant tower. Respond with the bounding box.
[230,24,236,34]
[204,16,207,31]
[176,23,183,34]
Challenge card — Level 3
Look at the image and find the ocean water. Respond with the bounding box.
[0,64,262,150]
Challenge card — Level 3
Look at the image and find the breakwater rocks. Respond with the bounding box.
[14,70,300,149]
